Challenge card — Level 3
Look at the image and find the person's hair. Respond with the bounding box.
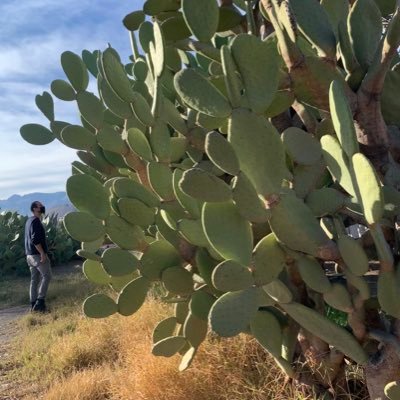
[30,201,41,212]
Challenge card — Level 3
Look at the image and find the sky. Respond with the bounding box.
[0,0,143,200]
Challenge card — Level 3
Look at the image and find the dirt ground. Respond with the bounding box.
[0,261,83,400]
[0,306,30,400]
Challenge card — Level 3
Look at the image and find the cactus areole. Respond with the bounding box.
[21,1,400,398]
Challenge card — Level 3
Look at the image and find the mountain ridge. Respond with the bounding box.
[0,192,74,217]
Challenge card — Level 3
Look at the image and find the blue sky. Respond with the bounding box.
[0,0,143,200]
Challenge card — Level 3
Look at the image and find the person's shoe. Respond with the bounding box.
[32,298,47,313]
[30,301,36,312]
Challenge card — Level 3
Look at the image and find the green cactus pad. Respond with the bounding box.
[20,124,55,146]
[161,98,188,135]
[265,90,295,118]
[250,310,282,358]
[297,256,332,294]
[99,77,133,119]
[97,126,127,154]
[173,169,202,219]
[293,158,327,199]
[64,212,105,242]
[349,0,382,69]
[147,162,175,200]
[133,59,148,82]
[230,34,280,113]
[205,131,240,175]
[153,317,178,343]
[182,0,219,42]
[263,280,293,304]
[323,283,353,312]
[345,270,370,300]
[231,172,269,223]
[329,81,359,157]
[113,177,160,208]
[141,240,182,281]
[321,135,356,197]
[118,198,155,228]
[282,302,368,364]
[152,336,187,357]
[139,21,154,53]
[269,192,331,257]
[211,260,254,292]
[378,271,400,318]
[253,234,286,286]
[221,45,241,108]
[189,291,216,321]
[290,0,336,57]
[183,312,208,348]
[105,215,146,250]
[60,125,96,151]
[130,91,155,126]
[282,127,322,166]
[179,168,232,202]
[76,91,104,130]
[177,219,209,247]
[125,128,153,161]
[117,275,150,316]
[384,381,400,400]
[149,121,171,162]
[170,138,188,162]
[161,266,193,295]
[228,109,288,196]
[61,51,89,92]
[123,10,145,31]
[175,301,190,324]
[161,15,192,42]
[202,201,253,265]
[110,273,137,292]
[305,188,347,217]
[83,259,110,285]
[337,235,369,276]
[151,22,165,78]
[209,287,260,337]
[82,49,99,77]
[218,6,243,32]
[143,0,181,16]
[66,174,110,220]
[101,248,139,277]
[51,79,76,101]
[352,153,384,225]
[179,347,197,371]
[35,92,54,122]
[76,249,101,262]
[174,68,232,118]
[101,48,135,103]
[83,294,117,318]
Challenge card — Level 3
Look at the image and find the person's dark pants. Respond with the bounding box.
[26,255,52,302]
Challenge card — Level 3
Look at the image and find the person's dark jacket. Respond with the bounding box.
[25,216,48,256]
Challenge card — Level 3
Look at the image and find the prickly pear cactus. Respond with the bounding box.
[0,211,77,275]
[21,0,400,398]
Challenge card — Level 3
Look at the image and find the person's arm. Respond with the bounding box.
[34,243,47,263]
[31,219,47,263]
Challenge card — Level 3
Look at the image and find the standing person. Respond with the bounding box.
[24,201,51,312]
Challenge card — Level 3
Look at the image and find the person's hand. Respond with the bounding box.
[40,253,47,263]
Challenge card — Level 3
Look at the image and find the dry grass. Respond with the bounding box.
[16,299,307,400]
[6,269,367,400]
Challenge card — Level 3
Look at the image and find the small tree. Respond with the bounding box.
[21,0,400,398]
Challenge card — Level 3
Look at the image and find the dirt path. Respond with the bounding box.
[0,306,29,400]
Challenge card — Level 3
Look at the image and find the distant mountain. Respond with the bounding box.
[0,192,74,217]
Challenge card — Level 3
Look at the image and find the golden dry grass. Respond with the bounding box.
[7,270,367,400]
[18,299,306,400]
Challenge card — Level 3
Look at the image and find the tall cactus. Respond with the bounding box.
[21,0,400,398]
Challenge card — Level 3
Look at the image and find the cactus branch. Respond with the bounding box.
[129,31,140,62]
